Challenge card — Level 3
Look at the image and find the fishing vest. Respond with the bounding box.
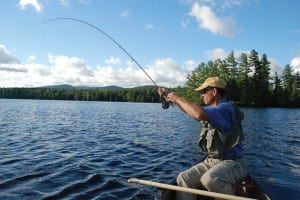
[199,105,244,157]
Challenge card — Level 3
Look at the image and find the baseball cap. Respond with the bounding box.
[195,77,227,92]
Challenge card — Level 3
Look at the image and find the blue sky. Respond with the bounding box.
[1,0,300,88]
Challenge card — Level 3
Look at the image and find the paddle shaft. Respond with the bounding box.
[128,178,256,200]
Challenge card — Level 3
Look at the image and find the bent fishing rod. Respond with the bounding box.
[43,17,169,109]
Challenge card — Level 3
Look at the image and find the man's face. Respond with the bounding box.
[200,87,215,105]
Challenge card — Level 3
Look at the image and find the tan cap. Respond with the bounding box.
[195,77,226,92]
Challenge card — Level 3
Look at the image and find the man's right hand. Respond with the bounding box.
[157,87,167,97]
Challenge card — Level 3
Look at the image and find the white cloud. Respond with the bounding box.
[0,51,192,88]
[268,58,283,76]
[18,0,42,12]
[79,0,90,4]
[145,23,162,32]
[184,59,199,71]
[0,45,20,64]
[145,24,155,30]
[27,55,36,63]
[1,45,288,88]
[205,48,228,60]
[105,56,120,65]
[188,2,237,37]
[48,54,94,83]
[0,62,50,87]
[220,0,247,9]
[200,0,248,10]
[146,58,190,87]
[0,64,27,73]
[92,58,191,88]
[181,18,190,28]
[291,57,300,72]
[59,0,90,6]
[120,10,130,19]
[59,0,70,7]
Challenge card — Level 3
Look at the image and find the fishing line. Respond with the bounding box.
[43,17,169,108]
[43,17,159,86]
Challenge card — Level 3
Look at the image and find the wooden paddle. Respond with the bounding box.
[128,178,256,200]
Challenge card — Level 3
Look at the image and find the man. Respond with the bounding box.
[158,77,247,200]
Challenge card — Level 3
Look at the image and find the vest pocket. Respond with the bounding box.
[205,129,215,149]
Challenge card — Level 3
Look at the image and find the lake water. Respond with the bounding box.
[0,99,299,200]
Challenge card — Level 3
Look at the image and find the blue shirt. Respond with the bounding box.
[203,98,243,158]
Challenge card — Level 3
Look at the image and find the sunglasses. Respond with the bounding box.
[200,87,214,95]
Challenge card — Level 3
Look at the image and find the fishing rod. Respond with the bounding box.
[43,17,169,109]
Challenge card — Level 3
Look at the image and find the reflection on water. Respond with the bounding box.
[0,99,299,199]
[241,107,300,199]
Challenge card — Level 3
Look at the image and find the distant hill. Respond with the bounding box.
[97,85,125,90]
[132,85,156,89]
[39,84,75,89]
[38,84,156,90]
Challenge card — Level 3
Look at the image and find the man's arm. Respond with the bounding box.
[158,87,208,121]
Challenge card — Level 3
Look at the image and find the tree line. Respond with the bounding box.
[1,49,299,107]
[0,87,161,103]
[183,50,300,107]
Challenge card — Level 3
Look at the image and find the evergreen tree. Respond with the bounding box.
[282,64,294,92]
[237,53,252,104]
[225,51,238,79]
[248,50,261,104]
[259,54,271,105]
[272,72,284,106]
[215,59,229,80]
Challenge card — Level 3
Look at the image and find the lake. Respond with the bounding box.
[0,99,299,199]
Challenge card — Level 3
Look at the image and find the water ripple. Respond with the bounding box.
[0,100,299,199]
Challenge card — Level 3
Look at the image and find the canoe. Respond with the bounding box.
[128,154,272,200]
[160,174,271,200]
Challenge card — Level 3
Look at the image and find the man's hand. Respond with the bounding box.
[166,92,179,104]
[157,87,179,104]
[157,87,170,109]
[157,87,167,97]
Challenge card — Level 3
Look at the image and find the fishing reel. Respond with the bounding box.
[160,90,170,109]
[161,98,170,109]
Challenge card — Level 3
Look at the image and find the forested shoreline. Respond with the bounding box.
[1,50,299,107]
[183,50,300,107]
[0,87,161,103]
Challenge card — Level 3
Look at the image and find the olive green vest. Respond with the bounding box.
[199,105,244,157]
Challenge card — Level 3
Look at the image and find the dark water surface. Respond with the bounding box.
[0,99,299,200]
